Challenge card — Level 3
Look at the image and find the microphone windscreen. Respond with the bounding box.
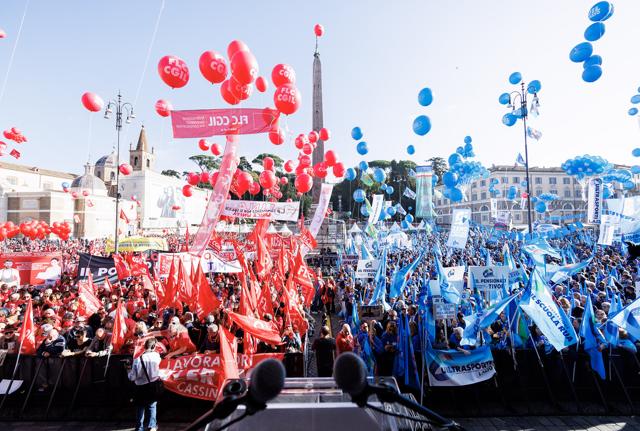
[333,352,367,396]
[249,358,286,404]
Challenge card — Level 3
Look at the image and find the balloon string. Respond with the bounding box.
[133,0,165,106]
[0,0,31,114]
[86,114,93,163]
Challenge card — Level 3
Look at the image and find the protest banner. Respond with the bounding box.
[222,200,300,222]
[171,108,279,138]
[77,253,118,283]
[447,209,471,249]
[0,252,62,286]
[426,345,496,387]
[468,266,509,292]
[356,259,380,279]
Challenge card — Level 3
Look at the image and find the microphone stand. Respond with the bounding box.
[353,382,465,431]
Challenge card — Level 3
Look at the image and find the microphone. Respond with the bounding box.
[183,358,286,431]
[334,353,465,431]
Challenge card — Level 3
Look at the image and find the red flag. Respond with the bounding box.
[226,310,283,345]
[127,253,148,277]
[9,148,20,159]
[111,299,128,353]
[112,253,132,279]
[18,299,36,355]
[232,242,258,316]
[183,225,190,252]
[194,260,220,318]
[141,273,155,291]
[78,282,102,317]
[219,326,239,380]
[246,219,270,244]
[104,277,114,292]
[257,280,275,319]
[119,209,130,224]
[254,234,273,280]
[176,258,196,310]
[291,247,314,306]
[298,226,318,250]
[86,272,97,294]
[284,276,309,336]
[158,257,178,311]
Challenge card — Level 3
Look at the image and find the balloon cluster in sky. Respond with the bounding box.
[561,155,610,179]
[441,136,489,203]
[498,73,541,127]
[412,86,433,137]
[568,1,614,83]
[627,88,640,117]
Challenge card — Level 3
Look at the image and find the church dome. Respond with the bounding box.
[71,163,108,195]
[95,149,116,167]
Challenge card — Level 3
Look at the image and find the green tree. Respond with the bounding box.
[428,157,447,184]
[161,169,181,179]
[188,154,220,172]
[252,153,284,170]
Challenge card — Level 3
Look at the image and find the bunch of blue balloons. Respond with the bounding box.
[506,185,518,200]
[602,168,632,184]
[538,192,558,202]
[561,155,610,179]
[569,1,613,83]
[498,72,541,126]
[628,91,640,118]
[413,86,433,136]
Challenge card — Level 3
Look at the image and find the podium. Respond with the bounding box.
[204,377,432,431]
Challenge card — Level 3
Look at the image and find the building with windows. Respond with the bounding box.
[433,165,597,227]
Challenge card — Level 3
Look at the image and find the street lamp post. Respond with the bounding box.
[507,82,540,237]
[103,92,135,254]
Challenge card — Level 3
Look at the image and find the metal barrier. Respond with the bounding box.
[0,348,638,421]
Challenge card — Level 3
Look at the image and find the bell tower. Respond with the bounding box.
[130,125,155,172]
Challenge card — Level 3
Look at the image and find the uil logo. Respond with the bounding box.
[482,268,494,277]
[447,269,455,277]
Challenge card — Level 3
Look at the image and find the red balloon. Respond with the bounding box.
[313,162,328,178]
[81,92,104,112]
[269,128,285,145]
[259,170,277,189]
[221,79,240,105]
[155,99,172,117]
[3,130,13,140]
[249,182,261,195]
[171,205,181,211]
[211,143,222,156]
[182,184,193,197]
[271,64,296,87]
[299,154,311,167]
[302,143,313,155]
[308,131,319,143]
[0,29,6,39]
[209,171,219,186]
[255,76,268,93]
[82,190,89,197]
[324,150,338,166]
[199,50,228,84]
[319,127,330,141]
[119,163,132,175]
[231,49,259,85]
[187,172,200,186]
[314,24,325,37]
[200,171,210,184]
[284,160,295,173]
[198,139,210,151]
[294,134,307,150]
[227,40,249,61]
[274,84,301,115]
[71,191,79,199]
[158,55,190,89]
[332,162,345,178]
[295,173,313,193]
[229,76,253,101]
[236,171,253,195]
[263,156,274,171]
[280,176,288,185]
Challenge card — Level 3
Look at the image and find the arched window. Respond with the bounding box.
[563,203,574,210]
[110,171,115,181]
[146,159,150,168]
[479,205,489,212]
[134,156,139,167]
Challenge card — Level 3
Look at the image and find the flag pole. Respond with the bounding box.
[0,299,32,410]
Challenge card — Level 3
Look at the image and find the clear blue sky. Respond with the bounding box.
[1,0,639,177]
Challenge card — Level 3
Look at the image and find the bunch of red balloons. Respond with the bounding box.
[0,220,72,241]
[272,63,301,115]
[3,127,26,143]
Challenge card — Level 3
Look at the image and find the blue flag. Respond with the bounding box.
[462,293,518,346]
[368,246,388,306]
[390,250,425,298]
[580,294,606,379]
[436,257,460,304]
[519,268,578,351]
[608,296,640,341]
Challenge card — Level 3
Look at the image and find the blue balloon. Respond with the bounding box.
[412,115,432,136]
[527,80,542,94]
[464,136,472,144]
[401,220,410,230]
[432,174,439,185]
[450,187,463,202]
[509,72,522,85]
[358,160,369,171]
[386,206,397,217]
[62,182,70,189]
[502,113,517,127]
[623,181,635,190]
[631,166,640,174]
[535,201,547,213]
[443,171,458,187]
[589,1,614,22]
[582,65,602,83]
[631,95,640,104]
[603,186,612,199]
[405,214,414,223]
[584,22,605,41]
[353,189,366,203]
[633,148,640,157]
[418,87,433,107]
[385,186,394,195]
[583,55,603,69]
[373,167,386,183]
[498,93,510,105]
[351,127,363,140]
[360,205,370,217]
[629,108,638,116]
[407,144,415,155]
[356,141,368,155]
[345,167,357,181]
[570,42,593,63]
[448,153,462,167]
[490,178,499,185]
